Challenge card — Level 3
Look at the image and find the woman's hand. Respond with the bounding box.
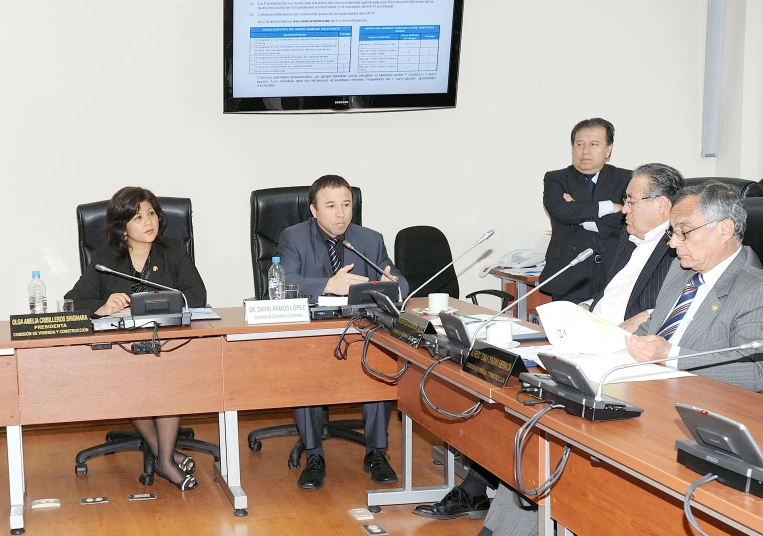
[95,293,131,316]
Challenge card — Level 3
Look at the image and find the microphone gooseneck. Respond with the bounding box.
[400,229,495,312]
[593,340,763,401]
[466,248,594,356]
[342,241,391,280]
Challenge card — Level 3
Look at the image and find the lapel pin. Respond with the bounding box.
[711,304,719,312]
[152,266,158,272]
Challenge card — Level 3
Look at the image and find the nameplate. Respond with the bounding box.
[10,311,93,340]
[244,298,310,325]
[391,312,436,348]
[462,342,528,388]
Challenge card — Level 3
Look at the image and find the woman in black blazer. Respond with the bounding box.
[66,187,206,491]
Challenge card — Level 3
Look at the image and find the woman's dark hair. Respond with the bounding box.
[106,187,167,258]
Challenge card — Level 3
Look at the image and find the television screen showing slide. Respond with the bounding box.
[223,0,464,112]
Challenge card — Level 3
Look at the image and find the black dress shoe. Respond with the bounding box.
[413,485,490,520]
[298,454,326,490]
[364,449,398,484]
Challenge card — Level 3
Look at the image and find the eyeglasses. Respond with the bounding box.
[622,196,657,206]
[665,219,721,241]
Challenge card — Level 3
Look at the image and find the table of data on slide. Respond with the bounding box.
[358,26,440,73]
[249,27,351,74]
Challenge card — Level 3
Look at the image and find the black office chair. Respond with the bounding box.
[73,197,220,483]
[743,198,763,263]
[394,226,515,308]
[247,186,367,468]
[684,177,763,198]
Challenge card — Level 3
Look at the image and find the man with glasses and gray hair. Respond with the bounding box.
[626,180,763,392]
[584,163,685,332]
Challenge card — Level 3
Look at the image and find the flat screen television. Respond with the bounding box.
[223,0,464,113]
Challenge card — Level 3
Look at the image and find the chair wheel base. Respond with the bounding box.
[249,440,262,451]
[234,509,248,517]
[10,528,25,535]
[368,506,382,513]
[139,473,154,486]
[75,463,88,475]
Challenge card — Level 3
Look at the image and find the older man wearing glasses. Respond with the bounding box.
[626,181,763,392]
[583,163,684,332]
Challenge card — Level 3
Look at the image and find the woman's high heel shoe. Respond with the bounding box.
[176,453,196,474]
[154,460,198,491]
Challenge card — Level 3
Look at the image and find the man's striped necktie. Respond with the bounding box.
[656,272,704,341]
[326,237,341,274]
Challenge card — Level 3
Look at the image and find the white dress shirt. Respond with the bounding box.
[665,246,742,365]
[592,220,670,324]
[581,172,616,233]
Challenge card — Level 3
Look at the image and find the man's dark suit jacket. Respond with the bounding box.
[65,237,207,316]
[590,227,675,321]
[540,164,631,301]
[279,219,409,301]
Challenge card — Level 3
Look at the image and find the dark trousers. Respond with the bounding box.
[293,401,392,452]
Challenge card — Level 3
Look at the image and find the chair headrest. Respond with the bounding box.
[75,197,194,274]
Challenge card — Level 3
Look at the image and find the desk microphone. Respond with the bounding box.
[342,241,395,281]
[466,248,594,356]
[94,264,189,312]
[594,340,763,401]
[400,229,495,311]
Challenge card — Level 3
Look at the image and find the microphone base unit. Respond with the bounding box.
[367,309,397,331]
[676,440,763,498]
[340,304,377,318]
[421,334,469,365]
[92,312,192,331]
[519,372,643,422]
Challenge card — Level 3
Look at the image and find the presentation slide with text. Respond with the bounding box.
[232,0,456,97]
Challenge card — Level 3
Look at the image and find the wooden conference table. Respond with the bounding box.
[0,308,399,534]
[369,299,763,536]
[2,301,763,535]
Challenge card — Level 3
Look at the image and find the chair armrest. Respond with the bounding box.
[465,289,515,310]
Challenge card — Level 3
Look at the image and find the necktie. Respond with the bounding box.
[583,173,596,197]
[656,273,704,341]
[326,237,341,274]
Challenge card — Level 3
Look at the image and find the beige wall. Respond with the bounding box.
[0,0,759,319]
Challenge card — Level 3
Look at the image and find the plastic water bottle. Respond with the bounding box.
[268,257,285,300]
[28,271,48,314]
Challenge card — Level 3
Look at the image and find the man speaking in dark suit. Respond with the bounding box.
[278,174,409,490]
[540,118,631,302]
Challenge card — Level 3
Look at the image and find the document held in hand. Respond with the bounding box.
[529,302,692,386]
[536,301,630,354]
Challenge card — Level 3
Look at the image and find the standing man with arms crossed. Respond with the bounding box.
[626,181,763,391]
[541,118,631,302]
[278,175,410,490]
